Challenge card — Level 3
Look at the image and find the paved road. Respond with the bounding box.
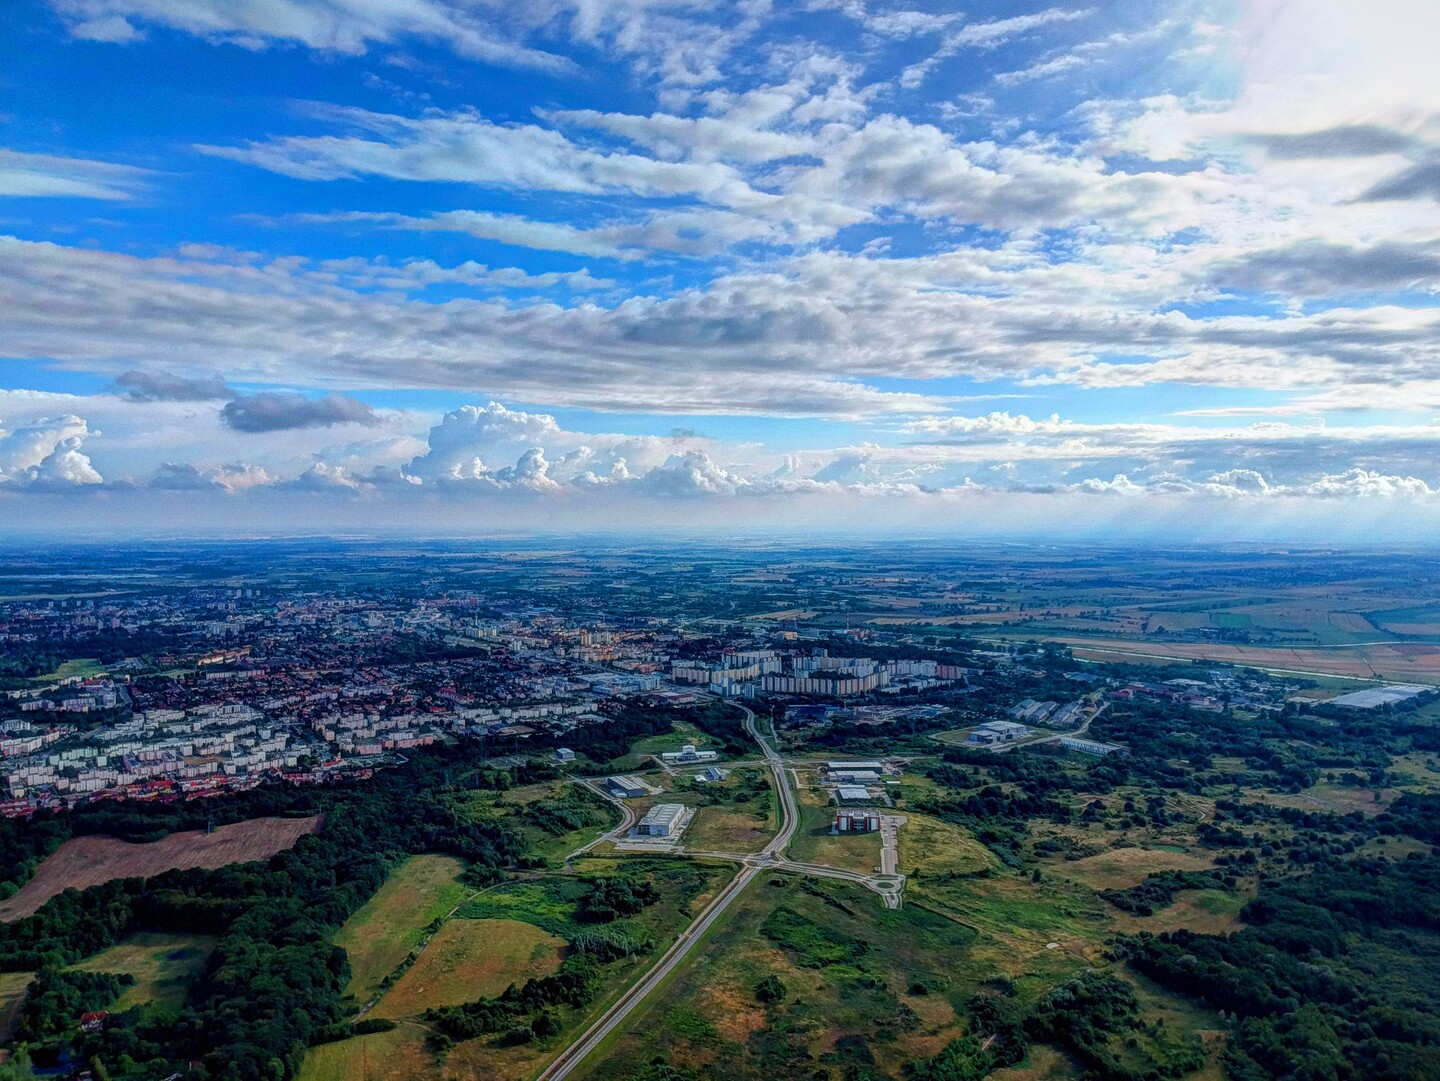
[536,703,792,1081]
[878,814,905,878]
[534,859,763,1081]
[563,777,638,866]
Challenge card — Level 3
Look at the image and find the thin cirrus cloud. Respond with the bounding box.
[0,148,150,200]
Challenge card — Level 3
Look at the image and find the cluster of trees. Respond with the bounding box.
[1117,854,1440,1081]
[582,873,660,923]
[1099,870,1232,916]
[15,969,132,1043]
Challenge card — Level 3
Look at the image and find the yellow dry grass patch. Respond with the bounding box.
[899,813,998,876]
[372,919,563,1020]
[1109,890,1247,937]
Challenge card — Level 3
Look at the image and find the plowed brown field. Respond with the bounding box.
[0,815,322,922]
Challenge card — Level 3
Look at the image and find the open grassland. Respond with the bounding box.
[897,813,1000,877]
[989,1045,1081,1081]
[0,815,322,922]
[298,1024,432,1081]
[306,859,733,1081]
[1109,889,1247,937]
[371,919,564,1019]
[579,875,984,1081]
[69,932,217,1012]
[787,803,882,874]
[1050,847,1216,892]
[334,855,471,1003]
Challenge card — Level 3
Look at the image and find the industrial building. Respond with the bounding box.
[836,784,872,802]
[637,802,692,837]
[1059,737,1124,757]
[553,747,575,763]
[605,775,649,799]
[834,809,881,832]
[661,743,719,763]
[969,720,1029,744]
[825,760,885,773]
[695,766,730,783]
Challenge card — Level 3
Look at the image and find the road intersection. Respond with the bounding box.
[537,702,907,1079]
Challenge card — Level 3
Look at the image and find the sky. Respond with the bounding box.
[3,0,1440,539]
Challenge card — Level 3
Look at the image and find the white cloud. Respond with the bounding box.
[0,148,150,200]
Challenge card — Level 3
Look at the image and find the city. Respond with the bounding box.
[0,541,1437,1080]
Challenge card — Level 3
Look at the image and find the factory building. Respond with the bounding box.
[637,803,691,837]
[968,720,1029,744]
[1059,737,1125,757]
[835,784,872,802]
[605,775,649,799]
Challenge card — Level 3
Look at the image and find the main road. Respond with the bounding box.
[535,703,791,1081]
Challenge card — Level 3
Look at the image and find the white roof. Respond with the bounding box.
[640,802,686,827]
[836,785,870,800]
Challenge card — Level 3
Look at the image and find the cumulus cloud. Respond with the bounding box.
[0,415,103,487]
[220,392,380,433]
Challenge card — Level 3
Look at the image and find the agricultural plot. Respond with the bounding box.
[0,815,322,922]
[333,855,472,1003]
[304,859,733,1081]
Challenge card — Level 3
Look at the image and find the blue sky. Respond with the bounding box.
[3,0,1440,537]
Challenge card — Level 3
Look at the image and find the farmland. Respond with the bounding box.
[0,814,322,922]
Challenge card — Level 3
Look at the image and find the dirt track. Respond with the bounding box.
[0,815,322,922]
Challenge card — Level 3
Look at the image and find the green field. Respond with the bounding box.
[333,855,473,1004]
[69,932,217,1012]
[371,918,564,1019]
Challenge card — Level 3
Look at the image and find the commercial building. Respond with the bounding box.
[834,809,881,832]
[637,802,691,837]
